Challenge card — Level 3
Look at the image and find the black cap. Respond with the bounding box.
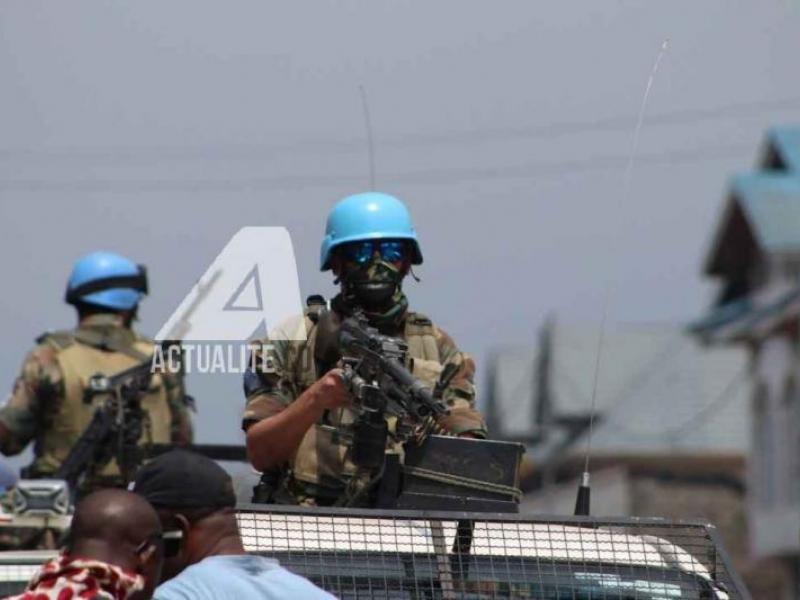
[132,449,236,509]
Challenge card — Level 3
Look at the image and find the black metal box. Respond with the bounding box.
[392,435,525,512]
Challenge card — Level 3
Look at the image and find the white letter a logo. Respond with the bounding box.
[155,227,306,342]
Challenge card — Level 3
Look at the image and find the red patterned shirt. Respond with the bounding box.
[7,553,144,600]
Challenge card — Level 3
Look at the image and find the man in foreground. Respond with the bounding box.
[132,449,335,599]
[10,488,164,599]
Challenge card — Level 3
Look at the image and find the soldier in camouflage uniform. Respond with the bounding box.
[0,251,193,495]
[243,192,486,506]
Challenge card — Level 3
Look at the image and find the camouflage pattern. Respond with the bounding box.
[0,313,193,486]
[243,303,487,505]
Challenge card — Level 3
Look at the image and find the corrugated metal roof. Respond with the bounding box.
[689,297,752,335]
[731,173,800,252]
[704,127,800,273]
[767,126,800,172]
[487,323,749,455]
[690,281,800,343]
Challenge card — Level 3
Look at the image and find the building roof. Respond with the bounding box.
[486,322,750,457]
[704,125,800,277]
[697,126,800,339]
[764,126,800,172]
[731,174,800,252]
[691,281,800,342]
[704,173,800,276]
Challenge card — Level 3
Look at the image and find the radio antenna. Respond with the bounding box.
[359,85,377,190]
[575,38,670,517]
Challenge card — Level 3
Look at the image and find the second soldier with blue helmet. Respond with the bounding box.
[243,193,487,506]
[0,251,193,498]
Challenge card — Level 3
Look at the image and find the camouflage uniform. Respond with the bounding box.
[0,313,193,488]
[242,298,486,505]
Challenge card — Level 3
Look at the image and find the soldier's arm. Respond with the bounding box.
[0,346,62,456]
[242,339,349,472]
[432,326,488,438]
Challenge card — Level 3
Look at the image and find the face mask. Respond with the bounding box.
[340,257,405,310]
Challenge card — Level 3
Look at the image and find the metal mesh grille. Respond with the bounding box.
[0,563,41,583]
[237,504,749,599]
[0,555,55,597]
[0,507,750,598]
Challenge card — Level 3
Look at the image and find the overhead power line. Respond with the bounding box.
[0,96,797,164]
[0,142,754,193]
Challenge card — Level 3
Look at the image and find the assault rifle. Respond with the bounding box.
[337,314,449,473]
[336,315,523,513]
[56,356,154,497]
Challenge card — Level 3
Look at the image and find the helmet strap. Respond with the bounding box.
[65,267,148,306]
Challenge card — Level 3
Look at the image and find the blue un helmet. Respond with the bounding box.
[65,251,148,311]
[320,192,423,271]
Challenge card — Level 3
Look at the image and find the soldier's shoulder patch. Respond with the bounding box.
[35,330,75,351]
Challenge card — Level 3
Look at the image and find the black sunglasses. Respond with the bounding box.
[161,529,184,558]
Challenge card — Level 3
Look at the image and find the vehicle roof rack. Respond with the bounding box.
[236,504,751,599]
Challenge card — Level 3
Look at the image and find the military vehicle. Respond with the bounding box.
[0,438,751,599]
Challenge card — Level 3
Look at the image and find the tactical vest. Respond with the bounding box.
[288,307,443,495]
[31,327,172,479]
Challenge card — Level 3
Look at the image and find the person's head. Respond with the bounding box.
[132,449,239,582]
[65,251,148,325]
[320,193,423,314]
[67,489,164,599]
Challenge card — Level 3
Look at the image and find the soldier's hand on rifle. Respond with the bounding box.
[245,369,351,473]
[309,368,351,410]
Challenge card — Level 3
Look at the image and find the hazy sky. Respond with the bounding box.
[2,1,800,458]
